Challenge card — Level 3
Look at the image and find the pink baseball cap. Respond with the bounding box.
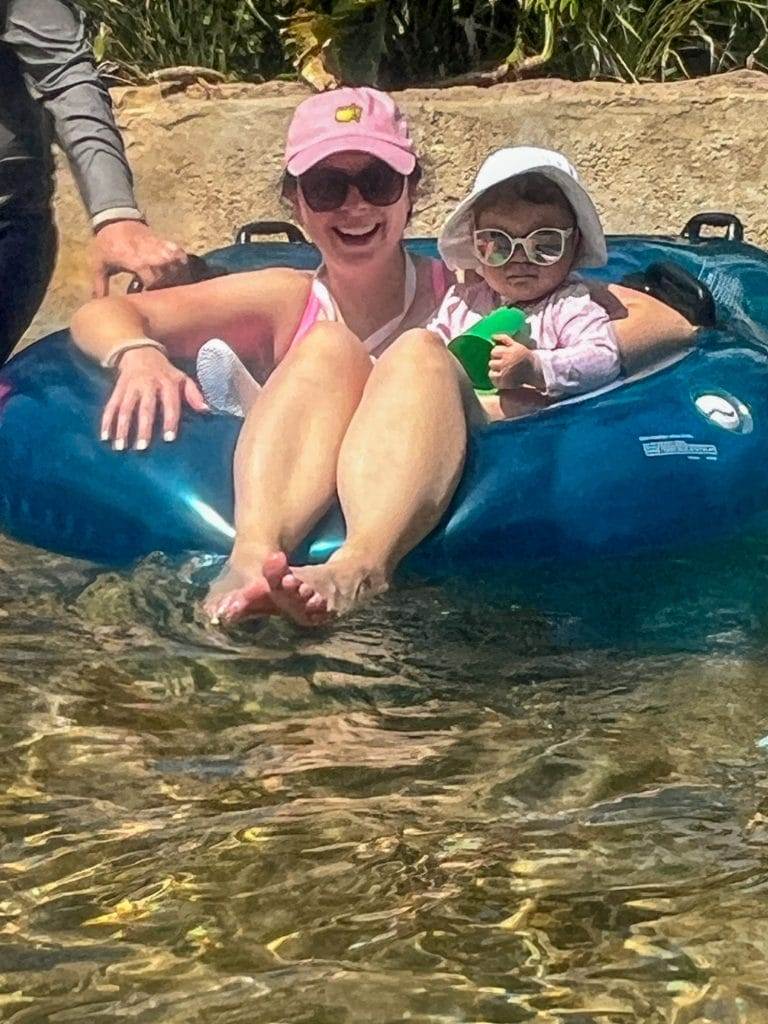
[284,87,417,177]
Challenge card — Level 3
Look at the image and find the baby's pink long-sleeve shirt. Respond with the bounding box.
[428,275,621,397]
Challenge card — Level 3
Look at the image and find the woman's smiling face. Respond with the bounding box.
[292,152,413,268]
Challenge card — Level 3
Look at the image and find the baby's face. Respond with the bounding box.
[475,198,577,304]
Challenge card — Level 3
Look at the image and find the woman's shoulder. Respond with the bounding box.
[208,267,312,353]
[192,264,309,299]
[214,266,314,319]
[232,265,313,293]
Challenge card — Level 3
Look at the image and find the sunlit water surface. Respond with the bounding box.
[2,534,768,1024]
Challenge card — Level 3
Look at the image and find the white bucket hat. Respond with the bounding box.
[438,146,607,272]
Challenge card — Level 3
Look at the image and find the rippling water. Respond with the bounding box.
[2,533,768,1023]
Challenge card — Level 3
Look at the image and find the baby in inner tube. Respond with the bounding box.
[197,146,621,421]
[429,145,621,419]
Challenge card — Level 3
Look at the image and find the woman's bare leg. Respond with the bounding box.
[204,322,372,624]
[607,285,697,375]
[265,329,469,619]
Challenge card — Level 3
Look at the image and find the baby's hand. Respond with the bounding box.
[488,334,544,391]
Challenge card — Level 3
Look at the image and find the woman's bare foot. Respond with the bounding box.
[262,548,390,626]
[262,552,331,627]
[203,560,276,625]
[206,546,392,629]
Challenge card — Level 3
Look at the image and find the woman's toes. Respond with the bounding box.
[305,593,326,613]
[282,573,302,594]
[207,596,239,625]
[262,551,290,588]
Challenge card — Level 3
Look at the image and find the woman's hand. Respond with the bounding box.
[488,334,544,391]
[101,347,209,451]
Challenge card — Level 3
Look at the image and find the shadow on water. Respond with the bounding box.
[428,538,768,656]
[2,533,768,1022]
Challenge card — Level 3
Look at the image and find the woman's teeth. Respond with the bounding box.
[334,224,380,244]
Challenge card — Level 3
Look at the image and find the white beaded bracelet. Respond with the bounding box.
[101,339,169,369]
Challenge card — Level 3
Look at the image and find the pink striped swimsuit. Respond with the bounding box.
[291,257,450,358]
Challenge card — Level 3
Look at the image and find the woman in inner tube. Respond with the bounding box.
[70,87,695,627]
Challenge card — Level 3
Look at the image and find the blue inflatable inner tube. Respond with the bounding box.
[2,234,768,575]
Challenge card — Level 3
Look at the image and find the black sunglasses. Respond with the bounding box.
[298,161,406,213]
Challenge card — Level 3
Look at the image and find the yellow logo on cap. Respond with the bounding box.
[335,104,362,124]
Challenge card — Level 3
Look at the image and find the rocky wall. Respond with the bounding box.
[26,70,768,344]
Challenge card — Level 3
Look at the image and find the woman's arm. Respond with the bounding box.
[70,268,310,449]
[587,283,697,375]
[70,267,309,364]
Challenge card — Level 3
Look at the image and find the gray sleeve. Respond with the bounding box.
[3,0,139,218]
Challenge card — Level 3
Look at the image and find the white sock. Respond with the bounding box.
[196,338,262,419]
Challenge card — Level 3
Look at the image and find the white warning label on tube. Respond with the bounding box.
[639,434,718,461]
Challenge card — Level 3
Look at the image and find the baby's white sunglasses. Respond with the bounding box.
[473,226,575,267]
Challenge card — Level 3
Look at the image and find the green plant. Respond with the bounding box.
[279,0,518,89]
[280,0,768,85]
[77,0,768,86]
[515,0,768,81]
[79,0,287,80]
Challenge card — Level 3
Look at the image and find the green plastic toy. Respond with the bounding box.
[447,306,528,392]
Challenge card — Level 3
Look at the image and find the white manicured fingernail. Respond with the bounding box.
[135,439,148,451]
[101,430,109,442]
[163,430,176,442]
[113,439,125,451]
